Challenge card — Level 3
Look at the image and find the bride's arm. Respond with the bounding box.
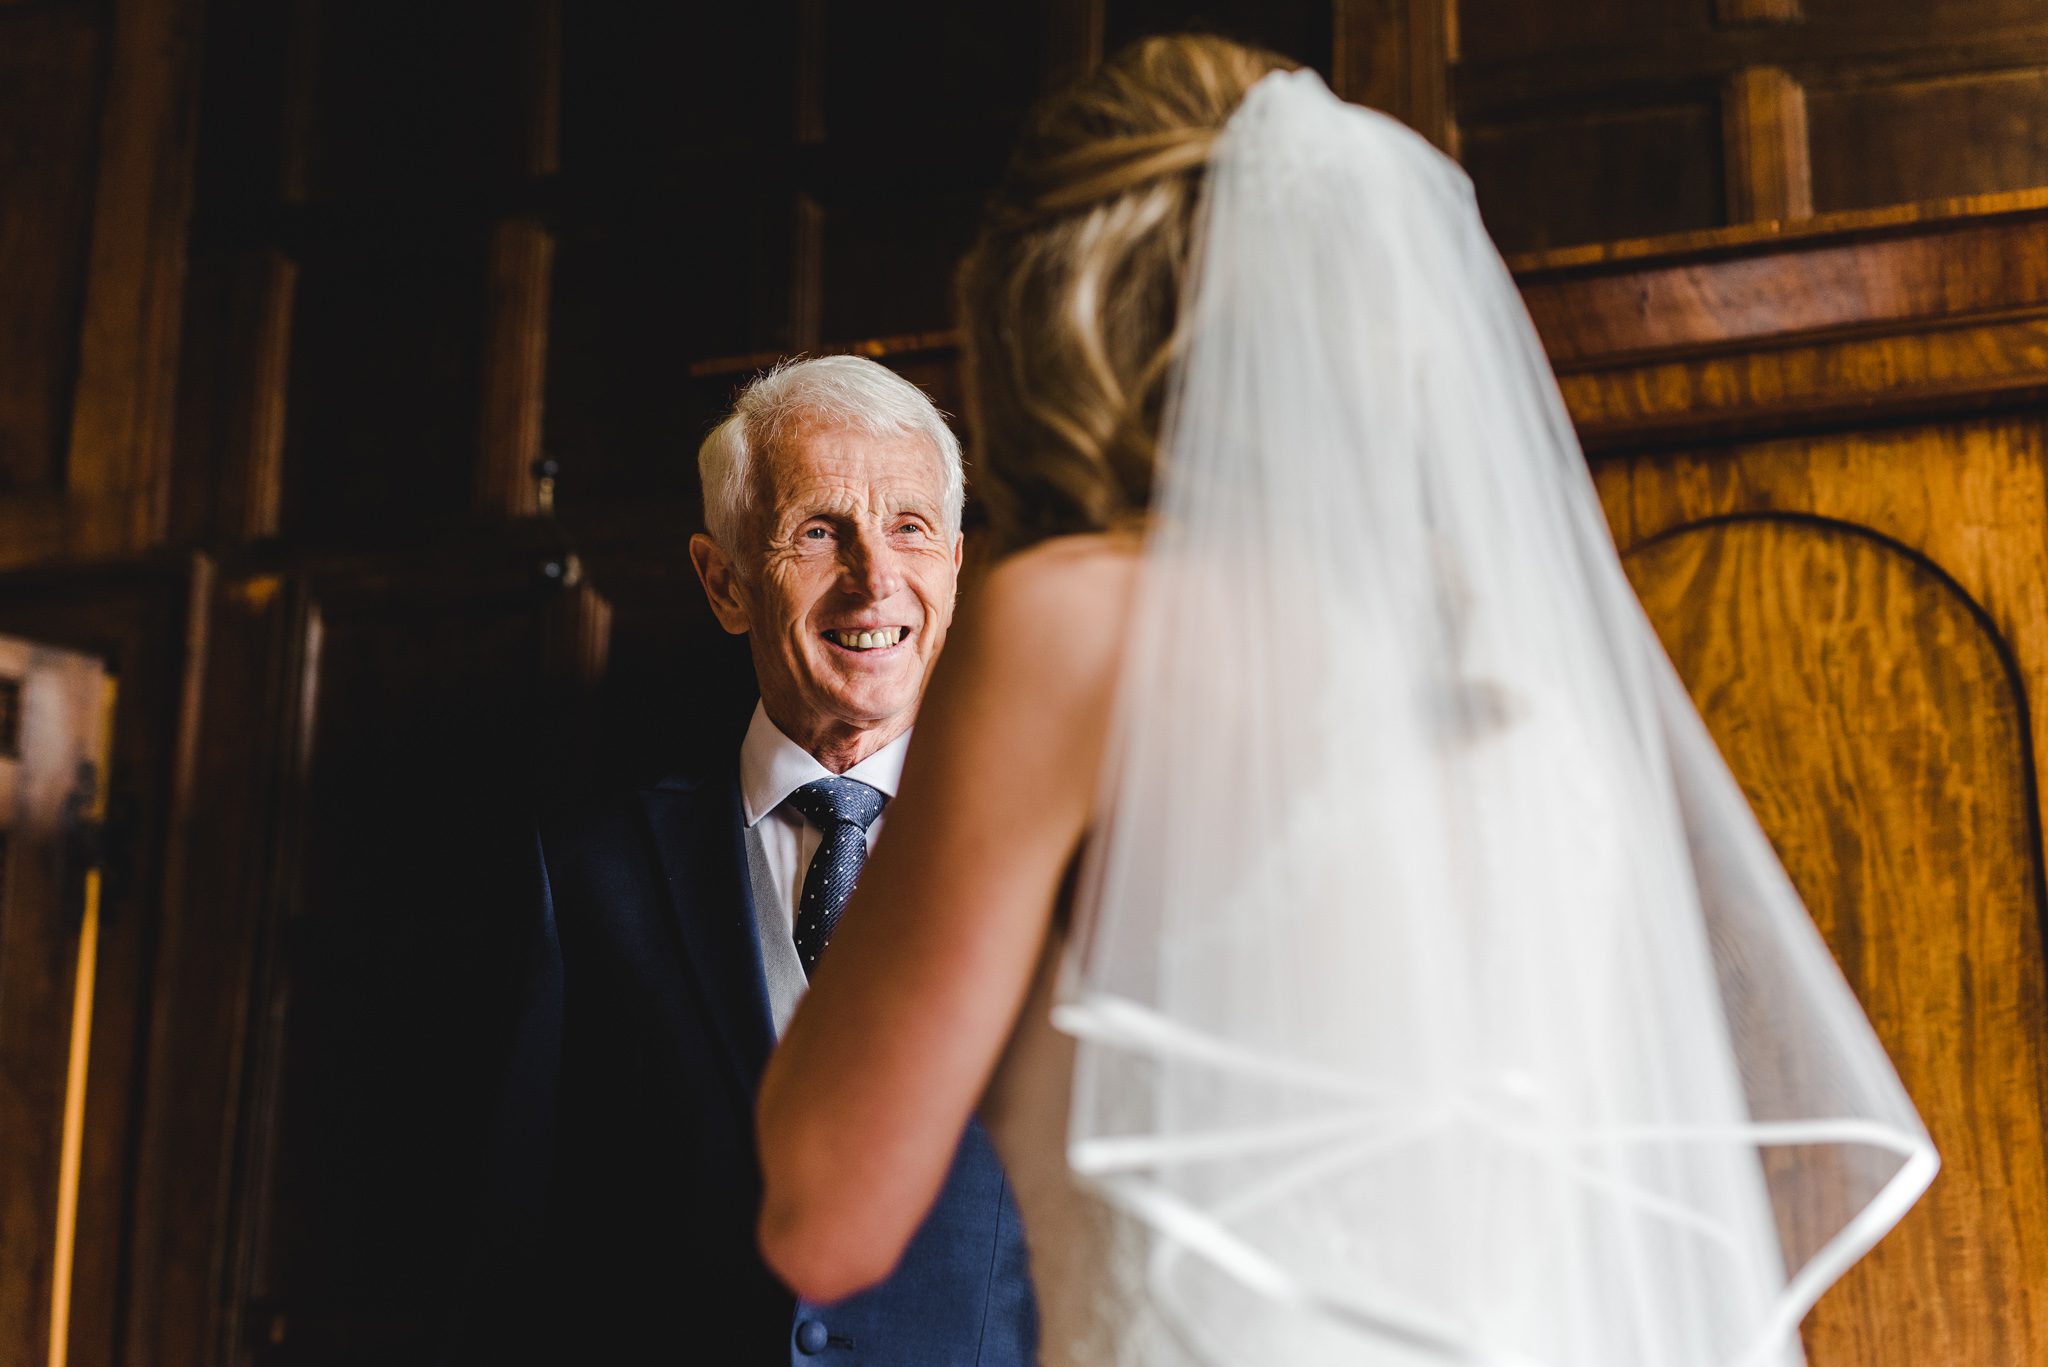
[756,536,1134,1303]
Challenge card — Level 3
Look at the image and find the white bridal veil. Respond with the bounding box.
[1052,69,1936,1367]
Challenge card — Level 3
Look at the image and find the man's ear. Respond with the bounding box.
[952,530,965,571]
[690,533,753,635]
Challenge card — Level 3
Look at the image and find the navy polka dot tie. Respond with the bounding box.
[785,776,888,976]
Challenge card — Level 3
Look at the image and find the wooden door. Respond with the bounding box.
[1616,503,2048,1362]
[0,636,113,1367]
[1539,200,2048,1362]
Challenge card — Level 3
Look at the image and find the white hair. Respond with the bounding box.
[697,354,966,555]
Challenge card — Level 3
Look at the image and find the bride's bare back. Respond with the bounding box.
[757,531,1139,1303]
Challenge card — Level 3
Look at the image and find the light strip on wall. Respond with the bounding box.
[48,675,115,1367]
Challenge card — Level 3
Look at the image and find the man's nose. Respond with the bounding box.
[840,527,906,601]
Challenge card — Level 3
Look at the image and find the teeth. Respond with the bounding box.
[830,628,906,650]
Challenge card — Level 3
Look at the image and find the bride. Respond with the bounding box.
[755,34,1934,1367]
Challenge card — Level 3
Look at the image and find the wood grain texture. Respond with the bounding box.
[693,195,2048,404]
[1807,67,2048,215]
[0,12,104,501]
[1624,518,2048,1364]
[1458,16,2048,118]
[1723,66,1813,224]
[1555,311,2048,450]
[62,0,204,554]
[1516,195,2048,364]
[101,564,297,1367]
[1333,0,1453,148]
[475,221,556,521]
[1515,200,2048,450]
[1464,100,1725,253]
[1043,0,1105,89]
[172,250,298,544]
[0,562,211,1367]
[1716,0,1802,23]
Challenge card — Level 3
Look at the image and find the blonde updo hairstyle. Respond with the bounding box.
[957,34,1295,554]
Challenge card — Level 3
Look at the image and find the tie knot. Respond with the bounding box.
[786,776,887,833]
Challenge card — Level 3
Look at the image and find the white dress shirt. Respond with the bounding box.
[738,701,911,1035]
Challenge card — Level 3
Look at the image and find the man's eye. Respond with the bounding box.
[802,527,831,540]
[896,522,925,536]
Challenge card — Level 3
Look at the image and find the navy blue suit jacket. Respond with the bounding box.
[462,748,1037,1366]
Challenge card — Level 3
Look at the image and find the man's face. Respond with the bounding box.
[694,420,962,755]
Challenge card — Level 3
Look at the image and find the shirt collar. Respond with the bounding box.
[738,701,912,828]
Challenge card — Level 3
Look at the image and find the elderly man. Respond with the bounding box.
[469,357,1036,1365]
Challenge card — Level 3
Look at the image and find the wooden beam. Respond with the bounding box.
[1723,65,1812,224]
[1457,18,2048,123]
[272,0,321,204]
[1043,0,1103,88]
[1716,0,1802,25]
[61,0,205,558]
[218,251,298,541]
[515,0,561,178]
[542,580,613,690]
[794,0,826,144]
[1334,0,1454,149]
[789,193,825,356]
[474,221,556,520]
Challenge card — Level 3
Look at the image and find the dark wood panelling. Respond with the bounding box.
[1333,0,1452,146]
[819,1,1042,140]
[1808,69,2048,215]
[1723,65,1812,222]
[0,560,211,1367]
[1511,195,2048,452]
[475,221,555,520]
[114,566,294,1367]
[278,244,486,541]
[171,249,297,545]
[0,0,204,571]
[18,4,2048,1364]
[561,1,800,171]
[1102,0,1332,72]
[544,202,799,512]
[818,186,986,344]
[1455,18,2048,121]
[1801,0,2048,28]
[1464,102,1726,254]
[1454,0,2048,249]
[1514,193,2048,364]
[0,9,105,497]
[299,0,530,203]
[240,564,562,1365]
[224,536,756,1364]
[0,637,108,1367]
[1458,0,1709,66]
[60,0,206,558]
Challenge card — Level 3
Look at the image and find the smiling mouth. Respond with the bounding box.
[823,626,912,652]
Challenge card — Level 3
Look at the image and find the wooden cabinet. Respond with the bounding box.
[1528,195,2048,1362]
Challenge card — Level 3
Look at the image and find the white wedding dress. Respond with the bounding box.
[984,930,1153,1367]
[983,695,1646,1367]
[972,67,1933,1367]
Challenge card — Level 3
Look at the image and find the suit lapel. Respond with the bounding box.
[640,766,777,1097]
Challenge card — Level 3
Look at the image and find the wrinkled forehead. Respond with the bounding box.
[755,416,949,521]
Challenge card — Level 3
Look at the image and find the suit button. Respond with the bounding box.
[795,1320,829,1355]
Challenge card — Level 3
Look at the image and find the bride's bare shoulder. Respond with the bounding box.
[974,530,1139,656]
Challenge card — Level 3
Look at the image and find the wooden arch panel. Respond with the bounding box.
[1624,516,2048,1365]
